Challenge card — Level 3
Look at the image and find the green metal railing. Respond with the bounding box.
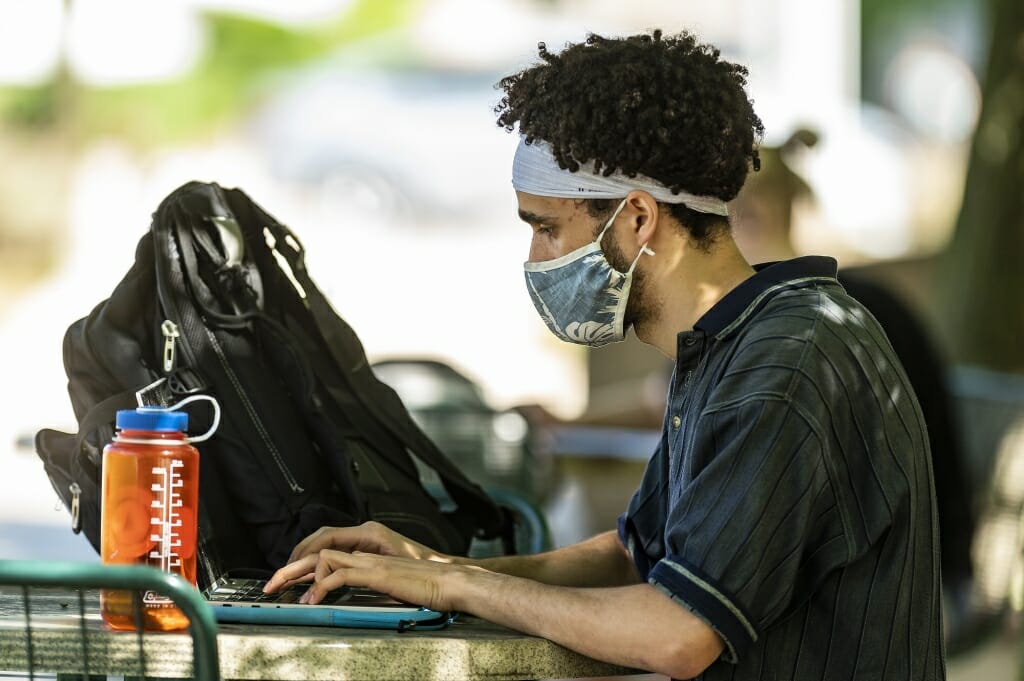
[0,560,219,680]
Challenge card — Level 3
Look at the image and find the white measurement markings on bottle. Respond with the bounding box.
[145,459,185,605]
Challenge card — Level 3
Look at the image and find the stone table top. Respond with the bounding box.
[0,587,641,680]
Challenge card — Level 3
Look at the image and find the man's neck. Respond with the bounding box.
[634,237,756,359]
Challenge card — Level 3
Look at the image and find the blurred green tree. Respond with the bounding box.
[0,0,417,312]
[0,0,418,146]
[940,0,1024,373]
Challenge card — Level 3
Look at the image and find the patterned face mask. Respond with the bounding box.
[524,199,654,347]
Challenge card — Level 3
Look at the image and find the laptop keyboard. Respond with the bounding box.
[206,577,406,607]
[206,578,306,604]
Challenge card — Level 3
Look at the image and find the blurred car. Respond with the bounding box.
[371,358,555,504]
[248,60,519,225]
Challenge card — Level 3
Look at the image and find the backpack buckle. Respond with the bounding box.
[136,369,209,408]
[69,482,82,534]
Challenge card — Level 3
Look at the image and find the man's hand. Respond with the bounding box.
[263,521,461,605]
[265,549,471,612]
[285,521,446,564]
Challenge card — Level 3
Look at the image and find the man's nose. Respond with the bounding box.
[527,238,555,264]
[527,238,543,264]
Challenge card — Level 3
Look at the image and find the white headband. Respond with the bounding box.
[511,136,729,217]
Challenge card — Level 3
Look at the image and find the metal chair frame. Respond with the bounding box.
[485,486,553,556]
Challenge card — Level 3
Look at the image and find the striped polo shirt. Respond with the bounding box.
[618,256,945,680]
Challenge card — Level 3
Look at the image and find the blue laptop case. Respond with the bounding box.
[204,577,453,631]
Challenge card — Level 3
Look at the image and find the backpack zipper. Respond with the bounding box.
[162,320,180,373]
[200,325,305,493]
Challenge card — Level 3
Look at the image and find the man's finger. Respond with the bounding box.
[303,550,353,604]
[288,525,381,564]
[277,574,315,591]
[299,550,386,604]
[287,527,334,564]
[265,554,319,593]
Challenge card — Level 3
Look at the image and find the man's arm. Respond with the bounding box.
[453,529,640,586]
[458,573,724,679]
[282,522,638,588]
[270,548,724,679]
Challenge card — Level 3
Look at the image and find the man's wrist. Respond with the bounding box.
[442,562,497,613]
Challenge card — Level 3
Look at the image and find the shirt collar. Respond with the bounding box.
[691,256,839,339]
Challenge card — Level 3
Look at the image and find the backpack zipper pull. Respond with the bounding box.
[69,482,82,534]
[162,320,180,373]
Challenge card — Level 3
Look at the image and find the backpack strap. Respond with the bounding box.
[227,190,510,542]
[72,389,140,458]
[60,389,139,536]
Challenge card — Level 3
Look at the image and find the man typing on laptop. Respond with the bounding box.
[265,30,945,681]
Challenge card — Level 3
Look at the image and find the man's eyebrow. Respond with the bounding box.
[518,209,557,225]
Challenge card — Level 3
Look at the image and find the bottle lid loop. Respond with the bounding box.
[117,394,221,444]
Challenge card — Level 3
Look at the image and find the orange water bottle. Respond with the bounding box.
[100,400,214,631]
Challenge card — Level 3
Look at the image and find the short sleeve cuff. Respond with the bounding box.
[617,514,651,581]
[648,554,759,664]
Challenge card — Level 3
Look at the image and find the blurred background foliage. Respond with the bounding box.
[0,0,1020,375]
[0,0,417,145]
[940,0,1023,374]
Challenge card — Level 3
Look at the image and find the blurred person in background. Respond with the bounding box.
[730,130,979,652]
[267,30,944,680]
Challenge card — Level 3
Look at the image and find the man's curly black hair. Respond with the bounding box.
[496,30,764,247]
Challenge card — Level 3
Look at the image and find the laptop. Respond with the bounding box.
[202,575,452,631]
[193,519,451,631]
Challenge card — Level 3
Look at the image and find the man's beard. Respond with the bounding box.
[601,228,656,332]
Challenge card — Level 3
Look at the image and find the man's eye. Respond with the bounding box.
[535,225,554,236]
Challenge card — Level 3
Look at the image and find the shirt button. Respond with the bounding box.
[683,336,697,346]
[672,416,682,429]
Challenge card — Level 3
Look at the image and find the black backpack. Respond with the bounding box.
[35,181,513,586]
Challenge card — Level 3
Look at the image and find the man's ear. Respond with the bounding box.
[625,190,659,247]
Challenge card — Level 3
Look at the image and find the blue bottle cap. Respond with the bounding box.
[115,408,189,432]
